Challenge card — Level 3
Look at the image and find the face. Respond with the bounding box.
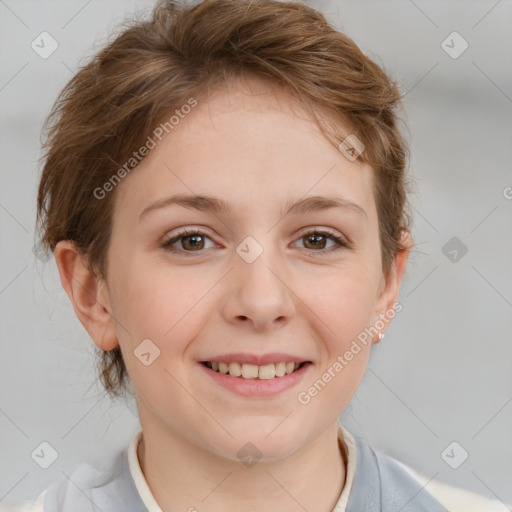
[77,76,407,461]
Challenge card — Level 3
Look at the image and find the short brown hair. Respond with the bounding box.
[36,0,414,400]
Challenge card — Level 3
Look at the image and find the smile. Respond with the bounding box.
[201,361,308,380]
[198,360,312,398]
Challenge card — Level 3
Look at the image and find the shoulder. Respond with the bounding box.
[11,456,124,512]
[341,426,510,512]
[7,461,104,512]
[9,430,147,512]
[3,489,47,512]
[395,459,510,512]
[368,439,509,512]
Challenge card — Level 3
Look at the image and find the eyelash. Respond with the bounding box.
[161,228,349,257]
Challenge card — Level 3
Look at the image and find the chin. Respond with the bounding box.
[209,418,307,462]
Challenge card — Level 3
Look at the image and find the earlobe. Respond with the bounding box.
[54,240,118,351]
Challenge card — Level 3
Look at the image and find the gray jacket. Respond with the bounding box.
[40,434,448,511]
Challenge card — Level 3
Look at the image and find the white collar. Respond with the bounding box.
[127,422,357,512]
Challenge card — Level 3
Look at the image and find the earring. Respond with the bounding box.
[377,332,385,341]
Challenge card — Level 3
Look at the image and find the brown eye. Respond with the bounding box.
[302,232,328,250]
[293,230,348,256]
[180,234,205,251]
[161,229,214,254]
[161,228,348,257]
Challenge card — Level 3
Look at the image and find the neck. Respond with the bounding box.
[137,420,347,512]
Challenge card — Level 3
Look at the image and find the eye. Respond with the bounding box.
[161,228,349,257]
[161,228,216,255]
[292,229,349,256]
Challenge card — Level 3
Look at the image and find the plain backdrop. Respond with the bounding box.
[1,0,511,508]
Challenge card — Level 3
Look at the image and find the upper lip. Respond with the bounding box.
[199,352,312,366]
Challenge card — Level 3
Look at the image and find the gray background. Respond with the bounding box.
[1,0,511,508]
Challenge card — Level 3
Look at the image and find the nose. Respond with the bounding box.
[220,243,295,331]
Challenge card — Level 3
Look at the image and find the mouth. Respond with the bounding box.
[200,360,311,380]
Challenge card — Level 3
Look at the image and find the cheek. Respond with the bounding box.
[296,289,373,422]
[111,257,200,360]
[113,267,203,404]
[304,279,374,411]
[307,268,377,342]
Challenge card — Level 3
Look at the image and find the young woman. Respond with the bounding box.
[21,0,507,510]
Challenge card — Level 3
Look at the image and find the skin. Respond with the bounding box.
[55,75,410,511]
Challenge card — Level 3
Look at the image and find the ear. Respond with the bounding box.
[54,240,118,351]
[372,230,411,344]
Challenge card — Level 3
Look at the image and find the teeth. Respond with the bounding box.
[205,361,307,379]
[259,364,275,380]
[229,362,242,377]
[275,362,286,377]
[242,364,259,379]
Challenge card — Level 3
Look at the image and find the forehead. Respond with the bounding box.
[112,76,376,225]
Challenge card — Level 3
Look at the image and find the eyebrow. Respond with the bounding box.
[138,193,367,222]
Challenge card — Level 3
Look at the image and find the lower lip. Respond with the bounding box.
[198,362,312,397]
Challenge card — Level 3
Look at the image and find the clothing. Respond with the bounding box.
[16,423,509,511]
